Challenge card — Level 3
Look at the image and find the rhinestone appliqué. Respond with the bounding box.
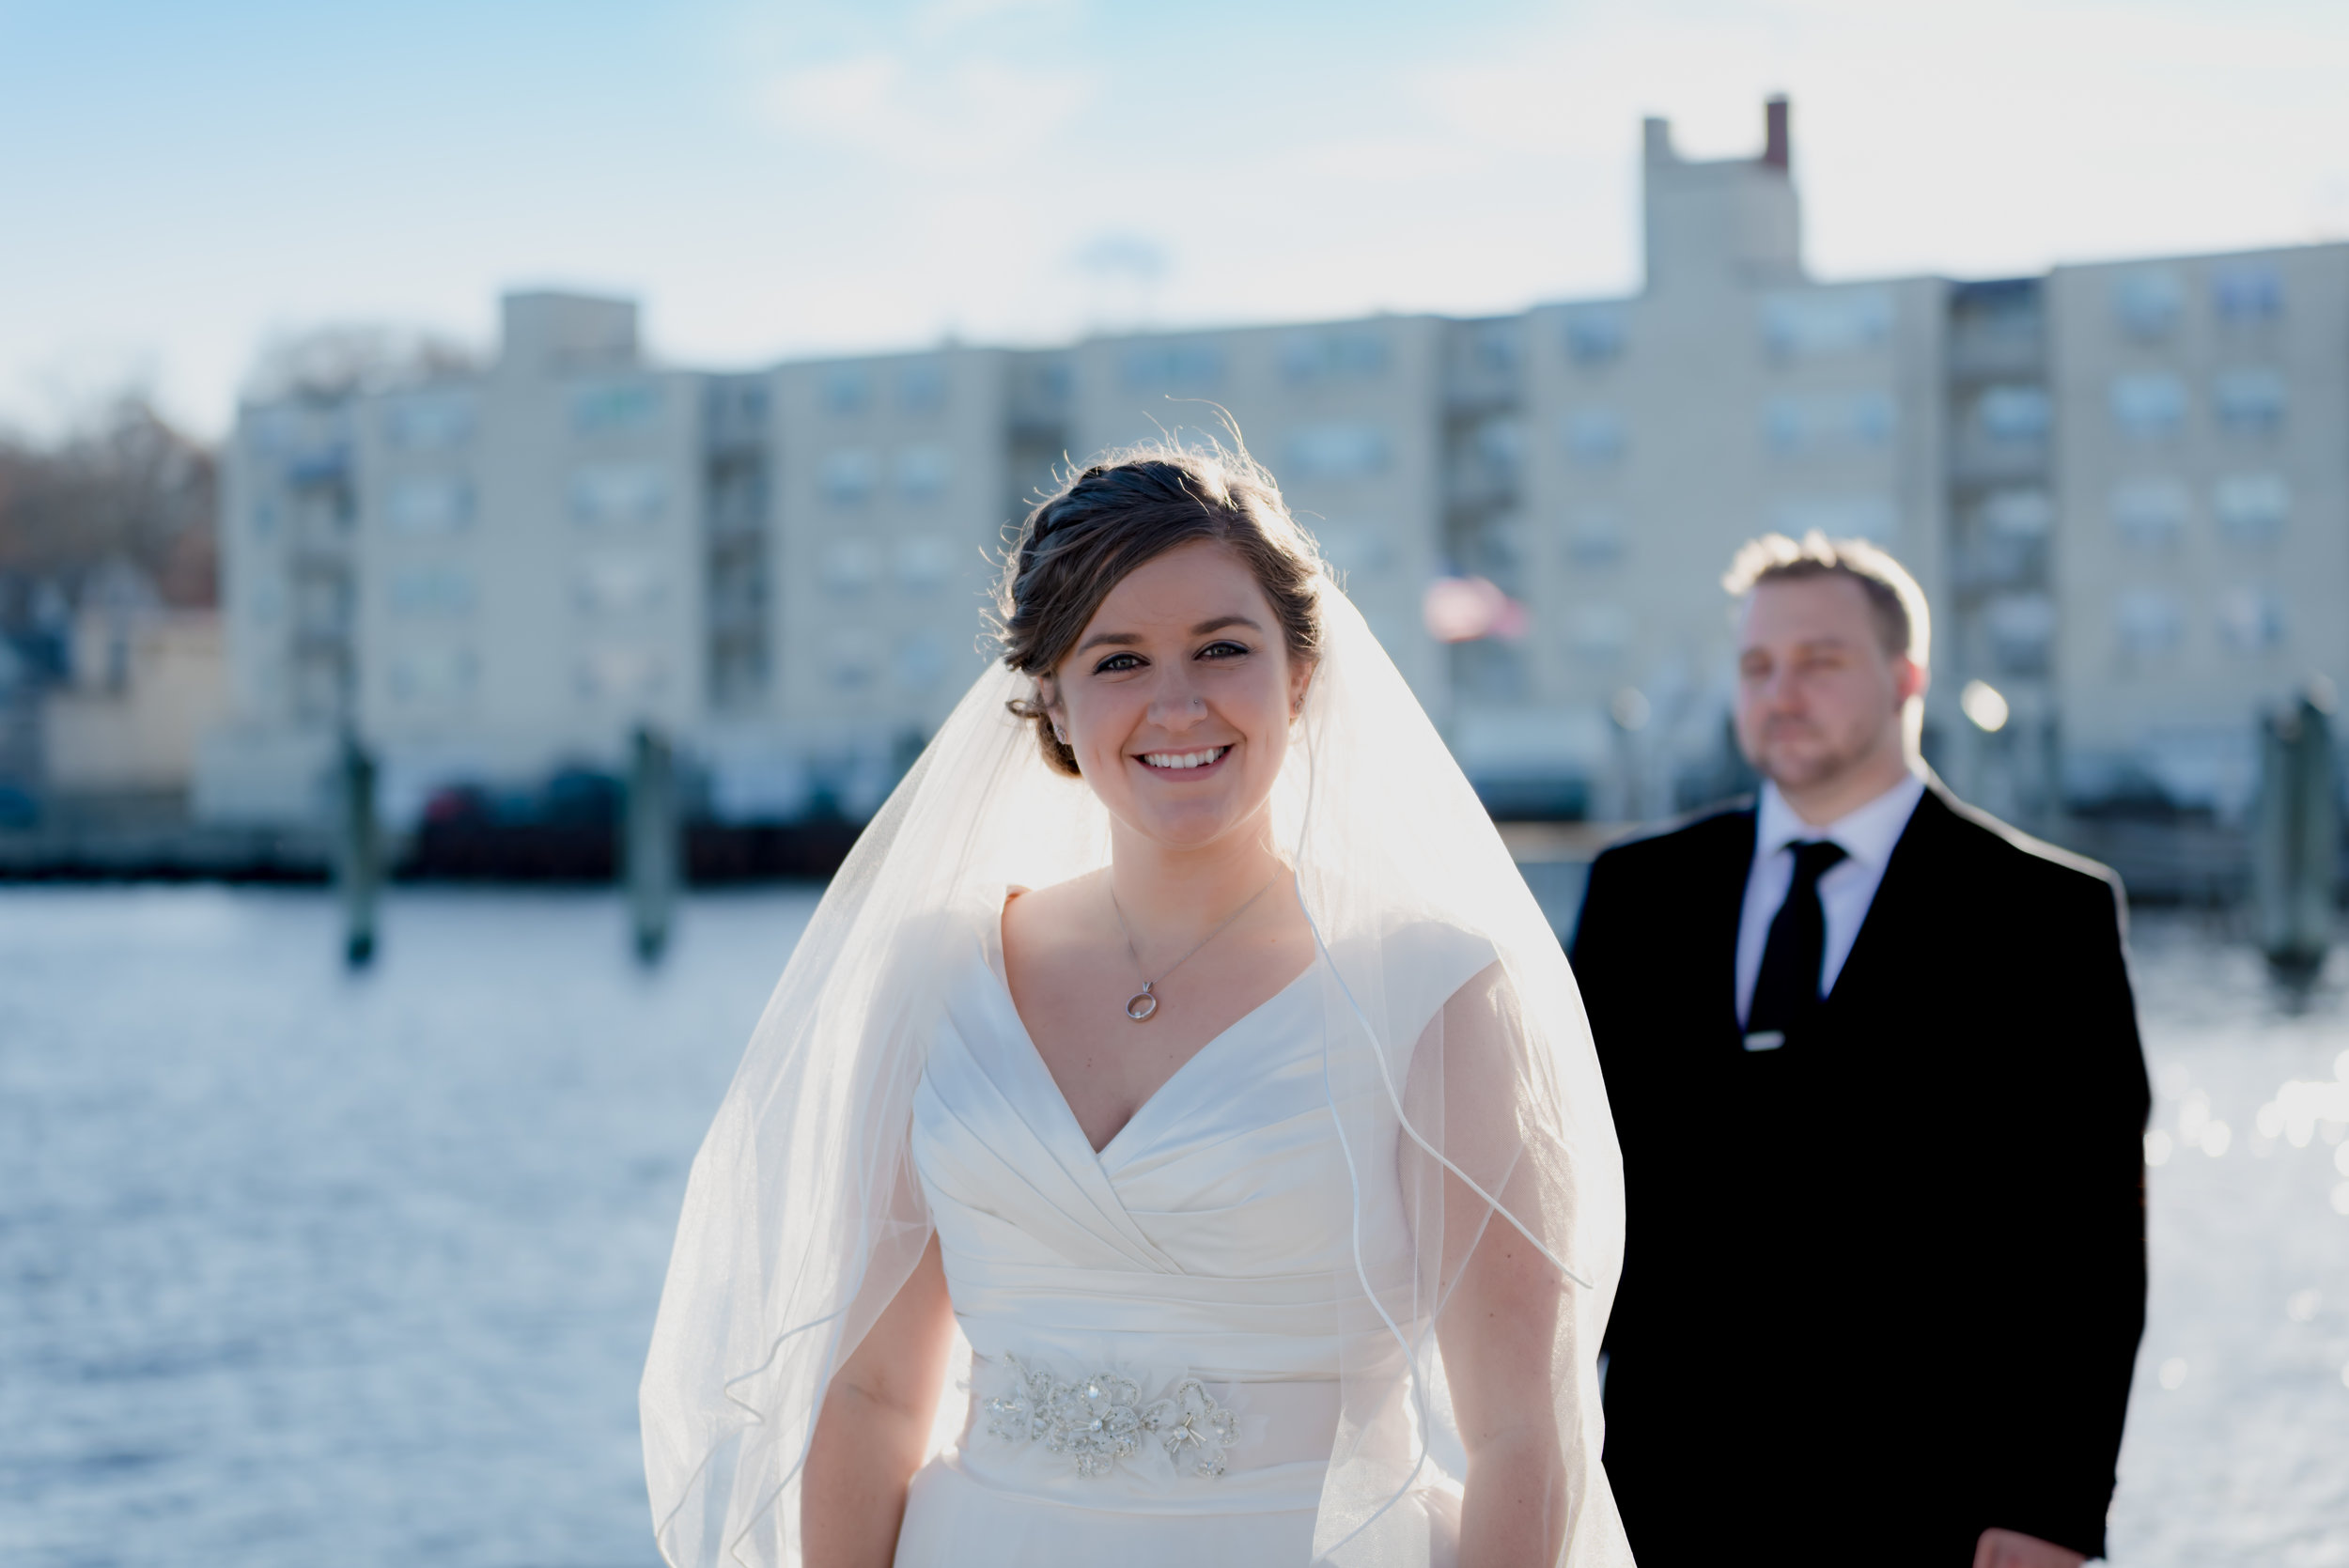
[981,1355,1241,1481]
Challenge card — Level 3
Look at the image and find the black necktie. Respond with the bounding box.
[1744,839,1848,1050]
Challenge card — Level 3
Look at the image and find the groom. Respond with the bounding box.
[1570,534,2149,1567]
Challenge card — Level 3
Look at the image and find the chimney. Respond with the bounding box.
[1642,116,1676,165]
[1762,95,1790,170]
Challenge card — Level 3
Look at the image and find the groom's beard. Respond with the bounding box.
[1744,709,1896,796]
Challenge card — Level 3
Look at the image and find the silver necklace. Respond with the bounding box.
[1107,870,1284,1022]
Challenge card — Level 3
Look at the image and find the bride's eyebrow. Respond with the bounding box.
[1074,614,1262,656]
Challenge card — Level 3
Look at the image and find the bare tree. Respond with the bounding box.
[242,323,479,404]
[0,395,219,626]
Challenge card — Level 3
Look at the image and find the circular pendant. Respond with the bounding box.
[1125,989,1158,1022]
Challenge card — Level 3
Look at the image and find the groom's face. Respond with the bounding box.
[1734,574,1918,794]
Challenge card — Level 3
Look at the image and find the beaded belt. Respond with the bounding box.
[978,1352,1246,1481]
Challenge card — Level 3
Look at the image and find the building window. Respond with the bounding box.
[2212,263,2283,324]
[894,535,956,591]
[893,633,949,692]
[2109,479,2188,548]
[1120,342,1224,392]
[574,645,670,703]
[381,389,477,452]
[1562,307,1626,366]
[827,641,879,692]
[897,359,946,413]
[569,464,667,527]
[2217,586,2284,655]
[1973,384,2051,445]
[569,380,663,435]
[2213,368,2286,435]
[820,539,879,594]
[1980,488,2054,541]
[1762,392,1895,458]
[1470,325,1522,375]
[2115,589,2184,657]
[388,645,478,704]
[1565,509,1625,567]
[1284,423,1391,480]
[1281,330,1390,383]
[384,476,475,535]
[1766,495,1897,543]
[572,554,668,616]
[1761,287,1892,360]
[1566,603,1635,666]
[387,566,477,618]
[823,367,872,416]
[1314,521,1395,578]
[2213,473,2290,542]
[894,445,951,502]
[1562,409,1627,468]
[1984,592,2056,674]
[2108,374,2186,442]
[1467,415,1524,485]
[820,449,878,507]
[2110,270,2184,341]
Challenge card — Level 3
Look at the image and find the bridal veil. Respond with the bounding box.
[640,576,1630,1566]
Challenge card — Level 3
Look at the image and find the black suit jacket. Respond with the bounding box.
[1570,784,2149,1564]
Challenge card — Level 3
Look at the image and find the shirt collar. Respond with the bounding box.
[1756,768,1927,873]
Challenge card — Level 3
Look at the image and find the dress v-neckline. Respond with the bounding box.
[982,955,1318,1164]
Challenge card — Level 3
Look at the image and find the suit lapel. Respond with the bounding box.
[1716,808,1759,1044]
[1819,784,1951,1016]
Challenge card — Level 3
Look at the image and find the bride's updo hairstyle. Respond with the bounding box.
[996,441,1327,777]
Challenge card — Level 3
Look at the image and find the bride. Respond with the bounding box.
[641,442,1629,1566]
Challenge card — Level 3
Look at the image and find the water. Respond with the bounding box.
[2,889,2344,1565]
[1,887,816,1568]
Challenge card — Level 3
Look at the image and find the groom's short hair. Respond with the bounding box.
[1722,530,1930,669]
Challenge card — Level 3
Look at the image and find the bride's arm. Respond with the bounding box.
[1439,1203,1571,1566]
[801,1233,956,1567]
[1427,962,1575,1568]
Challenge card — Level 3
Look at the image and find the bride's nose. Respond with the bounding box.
[1145,671,1210,728]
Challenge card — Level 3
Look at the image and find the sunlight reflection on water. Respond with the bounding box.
[0,889,2343,1566]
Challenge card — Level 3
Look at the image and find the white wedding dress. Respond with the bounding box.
[892,927,1485,1566]
[641,579,1630,1568]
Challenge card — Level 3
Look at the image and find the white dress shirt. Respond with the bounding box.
[1735,768,1928,1027]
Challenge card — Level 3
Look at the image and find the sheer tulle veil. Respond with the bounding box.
[640,568,1630,1565]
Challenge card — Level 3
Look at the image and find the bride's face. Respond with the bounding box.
[1043,538,1313,852]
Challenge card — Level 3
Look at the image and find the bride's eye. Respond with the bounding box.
[1094,652,1143,674]
[1196,641,1249,661]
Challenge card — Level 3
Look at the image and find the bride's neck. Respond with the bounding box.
[1103,815,1285,941]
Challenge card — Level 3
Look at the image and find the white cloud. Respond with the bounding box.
[910,0,1081,43]
[759,52,1098,174]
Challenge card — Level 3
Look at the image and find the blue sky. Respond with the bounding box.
[4,0,2345,437]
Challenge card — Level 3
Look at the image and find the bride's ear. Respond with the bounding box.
[1037,675,1068,743]
[1288,657,1317,720]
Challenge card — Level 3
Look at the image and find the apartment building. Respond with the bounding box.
[2046,248,2349,817]
[200,99,2346,832]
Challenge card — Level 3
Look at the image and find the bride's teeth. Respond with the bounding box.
[1140,746,1228,769]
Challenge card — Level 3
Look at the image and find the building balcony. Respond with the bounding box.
[1947,439,2050,488]
[1445,461,1520,516]
[1946,331,2045,382]
[1951,536,2050,596]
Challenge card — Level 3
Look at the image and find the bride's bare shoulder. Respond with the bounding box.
[999,870,1105,955]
